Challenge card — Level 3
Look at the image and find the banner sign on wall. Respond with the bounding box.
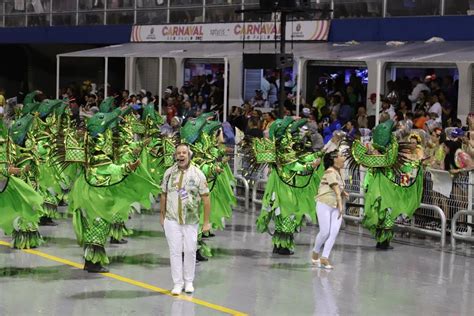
[131,20,330,42]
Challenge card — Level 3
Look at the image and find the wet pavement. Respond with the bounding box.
[1,207,473,316]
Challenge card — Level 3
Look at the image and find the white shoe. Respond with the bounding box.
[184,282,194,294]
[171,284,183,295]
[319,258,334,270]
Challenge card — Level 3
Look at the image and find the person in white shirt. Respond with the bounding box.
[381,99,396,120]
[367,93,378,128]
[161,144,211,295]
[428,93,442,123]
[408,78,430,102]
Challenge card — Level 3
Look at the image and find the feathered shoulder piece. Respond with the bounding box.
[342,135,412,174]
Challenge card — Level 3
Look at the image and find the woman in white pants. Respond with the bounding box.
[312,150,347,269]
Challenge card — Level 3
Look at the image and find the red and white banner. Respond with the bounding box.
[131,20,330,42]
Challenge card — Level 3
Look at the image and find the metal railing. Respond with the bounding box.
[0,0,471,28]
[232,145,473,249]
[234,174,250,210]
[251,178,267,212]
[451,210,474,250]
[345,192,447,248]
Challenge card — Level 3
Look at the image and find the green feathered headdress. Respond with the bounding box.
[87,108,122,137]
[38,99,65,119]
[23,91,39,106]
[372,120,394,152]
[9,114,34,145]
[21,102,40,116]
[181,112,214,144]
[288,118,307,134]
[201,120,221,136]
[99,97,116,113]
[269,116,294,140]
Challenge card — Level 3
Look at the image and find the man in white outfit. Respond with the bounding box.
[161,144,211,295]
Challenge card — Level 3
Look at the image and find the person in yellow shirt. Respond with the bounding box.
[0,88,6,108]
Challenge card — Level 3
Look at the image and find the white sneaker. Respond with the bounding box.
[184,282,194,294]
[171,284,183,295]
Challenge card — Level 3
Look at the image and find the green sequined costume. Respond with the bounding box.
[252,117,324,253]
[344,120,423,245]
[3,114,45,248]
[56,102,159,268]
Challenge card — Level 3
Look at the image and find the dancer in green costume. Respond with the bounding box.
[55,105,158,272]
[182,114,237,259]
[251,117,324,255]
[33,99,71,225]
[0,118,44,249]
[343,120,423,249]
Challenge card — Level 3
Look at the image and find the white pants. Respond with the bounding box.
[313,201,342,258]
[164,219,199,287]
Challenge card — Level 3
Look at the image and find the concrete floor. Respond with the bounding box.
[0,208,473,316]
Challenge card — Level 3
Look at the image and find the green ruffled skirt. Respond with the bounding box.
[0,176,43,235]
[256,164,324,248]
[207,164,237,230]
[68,168,159,223]
[363,167,423,242]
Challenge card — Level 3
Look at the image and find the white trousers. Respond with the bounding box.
[164,219,199,287]
[313,201,342,259]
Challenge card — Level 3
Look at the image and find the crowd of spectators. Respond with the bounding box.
[231,71,474,173]
[2,68,474,174]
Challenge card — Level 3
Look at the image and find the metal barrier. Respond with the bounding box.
[345,193,447,248]
[234,175,250,210]
[228,144,471,249]
[251,179,268,212]
[344,192,365,223]
[451,210,474,250]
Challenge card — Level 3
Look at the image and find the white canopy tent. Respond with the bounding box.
[58,41,474,122]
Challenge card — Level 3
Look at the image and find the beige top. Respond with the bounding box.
[316,168,344,208]
[161,164,209,225]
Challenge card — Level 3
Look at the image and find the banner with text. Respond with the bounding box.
[131,20,330,42]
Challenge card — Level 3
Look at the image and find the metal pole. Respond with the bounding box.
[375,60,382,125]
[278,11,287,118]
[158,57,163,114]
[382,0,387,18]
[104,57,109,97]
[296,57,303,117]
[50,0,53,26]
[440,0,445,16]
[128,56,134,93]
[56,55,60,99]
[104,0,107,25]
[223,57,229,122]
[76,0,79,26]
[133,0,137,24]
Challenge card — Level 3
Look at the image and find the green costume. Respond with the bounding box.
[0,119,44,249]
[55,102,158,271]
[344,120,423,248]
[252,117,324,254]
